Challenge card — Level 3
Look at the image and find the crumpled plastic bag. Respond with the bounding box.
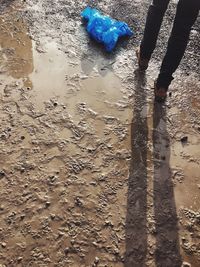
[81,7,133,52]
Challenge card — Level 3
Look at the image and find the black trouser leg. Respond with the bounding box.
[157,0,200,89]
[140,0,170,60]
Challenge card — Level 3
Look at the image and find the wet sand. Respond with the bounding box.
[0,0,200,266]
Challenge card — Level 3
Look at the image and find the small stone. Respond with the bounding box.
[0,170,5,178]
[92,242,98,247]
[1,242,7,248]
[191,30,198,35]
[64,247,70,255]
[75,197,83,207]
[90,181,97,186]
[57,231,64,238]
[113,248,119,255]
[17,257,23,262]
[38,254,44,260]
[20,168,25,174]
[50,214,56,220]
[104,220,114,227]
[94,257,100,264]
[182,262,191,267]
[45,201,51,207]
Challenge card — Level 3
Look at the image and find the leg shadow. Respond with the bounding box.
[153,102,182,267]
[125,70,148,267]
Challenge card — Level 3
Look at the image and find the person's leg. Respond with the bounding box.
[156,0,200,90]
[140,0,170,60]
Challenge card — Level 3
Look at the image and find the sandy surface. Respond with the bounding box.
[0,0,200,266]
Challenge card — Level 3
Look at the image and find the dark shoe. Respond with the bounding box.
[136,48,149,71]
[154,81,167,103]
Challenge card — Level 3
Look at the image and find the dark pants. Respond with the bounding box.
[140,0,200,89]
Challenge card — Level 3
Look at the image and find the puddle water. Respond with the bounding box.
[0,5,33,83]
[29,39,127,121]
[0,1,129,123]
[30,40,78,105]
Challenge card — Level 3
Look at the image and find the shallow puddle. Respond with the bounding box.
[0,4,33,80]
[29,38,128,123]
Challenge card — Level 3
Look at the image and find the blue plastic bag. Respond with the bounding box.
[81,7,133,52]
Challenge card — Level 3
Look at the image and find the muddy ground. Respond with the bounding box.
[0,0,200,266]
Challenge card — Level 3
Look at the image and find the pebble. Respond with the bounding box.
[1,242,7,248]
[64,247,70,255]
[0,170,5,178]
[92,242,98,247]
[75,197,83,207]
[45,201,51,207]
[104,220,114,227]
[94,257,99,264]
[17,257,23,262]
[50,214,56,220]
[182,262,191,267]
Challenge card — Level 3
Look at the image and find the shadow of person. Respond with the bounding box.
[152,102,182,267]
[125,69,148,267]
